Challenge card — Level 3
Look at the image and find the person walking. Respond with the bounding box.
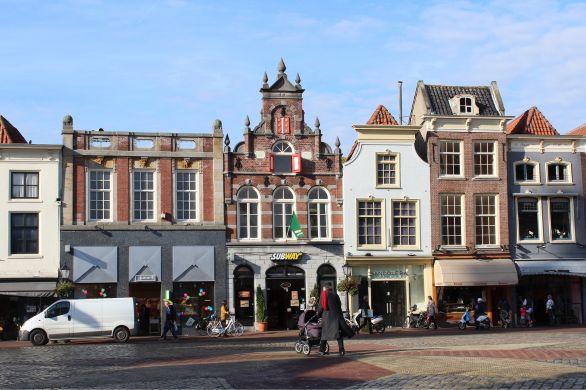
[546,294,556,326]
[357,296,372,334]
[220,300,230,336]
[317,287,354,356]
[160,300,178,340]
[426,296,438,330]
[139,304,150,336]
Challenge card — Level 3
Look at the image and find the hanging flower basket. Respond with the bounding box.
[55,281,74,298]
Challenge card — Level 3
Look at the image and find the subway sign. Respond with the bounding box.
[270,252,303,262]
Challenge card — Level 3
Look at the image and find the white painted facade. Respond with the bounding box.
[0,144,62,279]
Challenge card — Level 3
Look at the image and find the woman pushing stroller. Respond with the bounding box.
[317,286,355,356]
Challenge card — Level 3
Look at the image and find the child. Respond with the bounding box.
[520,306,527,327]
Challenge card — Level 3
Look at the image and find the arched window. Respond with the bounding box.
[273,187,295,239]
[308,187,330,239]
[546,161,572,184]
[514,160,539,184]
[272,141,294,173]
[237,187,260,239]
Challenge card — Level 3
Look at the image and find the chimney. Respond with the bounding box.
[398,81,403,125]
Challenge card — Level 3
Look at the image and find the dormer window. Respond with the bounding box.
[449,94,479,116]
[460,97,472,113]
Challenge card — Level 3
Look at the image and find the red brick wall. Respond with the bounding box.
[74,159,85,223]
[116,158,129,223]
[159,158,173,221]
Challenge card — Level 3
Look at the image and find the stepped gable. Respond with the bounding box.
[507,106,558,135]
[367,105,399,125]
[0,115,27,144]
[568,123,586,136]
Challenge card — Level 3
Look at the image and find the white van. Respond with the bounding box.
[19,298,138,346]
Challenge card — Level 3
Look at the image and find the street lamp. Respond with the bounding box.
[59,264,70,280]
[342,262,352,314]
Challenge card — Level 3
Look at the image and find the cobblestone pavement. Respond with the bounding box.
[0,327,584,389]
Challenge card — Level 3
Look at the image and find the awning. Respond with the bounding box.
[516,260,586,277]
[434,259,519,286]
[0,281,56,297]
[173,246,215,282]
[129,246,162,282]
[73,247,118,283]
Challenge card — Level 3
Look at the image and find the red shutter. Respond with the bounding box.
[292,153,302,173]
[277,117,291,135]
[269,152,274,172]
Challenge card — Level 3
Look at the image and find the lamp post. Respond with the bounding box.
[342,262,352,314]
[59,264,70,281]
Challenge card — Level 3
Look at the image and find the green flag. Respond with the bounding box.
[289,211,304,238]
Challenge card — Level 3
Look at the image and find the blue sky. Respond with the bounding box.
[1,0,585,150]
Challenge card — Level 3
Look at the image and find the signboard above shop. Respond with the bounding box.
[270,252,303,262]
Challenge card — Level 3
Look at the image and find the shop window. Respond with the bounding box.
[475,195,498,246]
[273,187,295,240]
[173,282,215,331]
[74,284,117,299]
[237,187,260,240]
[10,213,38,254]
[308,187,330,239]
[439,140,462,177]
[550,197,573,241]
[437,286,484,313]
[392,200,418,249]
[11,172,39,199]
[473,142,496,177]
[376,153,399,188]
[133,171,155,221]
[546,162,571,183]
[440,194,464,246]
[517,197,540,241]
[88,170,112,221]
[357,199,385,248]
[175,171,198,221]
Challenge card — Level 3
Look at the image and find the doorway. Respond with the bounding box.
[317,264,337,291]
[129,282,160,335]
[234,265,255,326]
[371,280,406,327]
[266,265,305,330]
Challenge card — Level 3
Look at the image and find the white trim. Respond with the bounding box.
[545,160,573,185]
[515,196,543,244]
[439,194,465,247]
[438,140,464,178]
[131,169,158,223]
[375,152,401,189]
[356,198,386,250]
[272,186,297,241]
[473,141,498,179]
[86,169,114,223]
[174,169,200,222]
[390,198,420,250]
[308,187,331,241]
[474,194,500,247]
[513,160,540,185]
[236,186,261,241]
[547,196,576,244]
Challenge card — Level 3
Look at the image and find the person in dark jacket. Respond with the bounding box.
[139,304,150,336]
[317,287,354,356]
[358,296,372,334]
[160,300,178,340]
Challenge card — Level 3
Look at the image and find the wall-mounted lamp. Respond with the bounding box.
[59,264,70,280]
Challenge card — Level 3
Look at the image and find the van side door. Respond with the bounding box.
[44,301,72,339]
[72,299,104,338]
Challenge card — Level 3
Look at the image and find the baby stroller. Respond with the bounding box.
[294,310,329,356]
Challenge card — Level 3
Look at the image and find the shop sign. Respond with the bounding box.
[240,300,249,308]
[372,270,408,279]
[135,275,157,282]
[270,252,303,262]
[238,291,251,298]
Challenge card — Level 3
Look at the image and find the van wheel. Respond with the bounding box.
[30,329,48,346]
[113,327,130,343]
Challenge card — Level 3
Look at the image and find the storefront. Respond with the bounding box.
[348,260,433,328]
[434,259,518,322]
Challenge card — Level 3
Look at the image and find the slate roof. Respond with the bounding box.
[507,107,558,135]
[367,105,398,125]
[0,115,27,144]
[424,85,500,116]
[568,123,586,136]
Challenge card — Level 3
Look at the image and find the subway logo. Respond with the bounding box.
[270,252,303,261]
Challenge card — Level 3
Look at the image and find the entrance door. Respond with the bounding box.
[234,266,254,326]
[129,282,161,335]
[266,265,305,330]
[371,281,406,327]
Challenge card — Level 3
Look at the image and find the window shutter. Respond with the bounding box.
[269,153,274,172]
[292,153,302,173]
[277,117,291,135]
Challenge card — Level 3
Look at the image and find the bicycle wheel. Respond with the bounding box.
[233,322,244,336]
[207,321,221,337]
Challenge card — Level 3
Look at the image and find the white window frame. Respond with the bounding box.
[375,152,400,188]
[356,198,386,250]
[474,194,500,248]
[174,170,199,222]
[390,199,420,250]
[272,186,296,240]
[440,194,466,248]
[548,197,575,244]
[131,170,157,223]
[237,186,261,241]
[87,169,113,222]
[272,141,295,174]
[473,141,498,178]
[513,160,540,185]
[516,197,543,243]
[459,97,473,114]
[308,187,331,241]
[545,161,573,185]
[439,140,464,178]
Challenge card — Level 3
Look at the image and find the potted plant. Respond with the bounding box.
[255,284,268,332]
[55,281,74,298]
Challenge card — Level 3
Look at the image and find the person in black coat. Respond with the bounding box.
[317,287,354,356]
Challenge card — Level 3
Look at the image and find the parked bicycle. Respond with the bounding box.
[207,314,244,337]
[402,305,422,328]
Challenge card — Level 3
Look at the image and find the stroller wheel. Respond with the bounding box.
[295,342,303,353]
[302,344,311,356]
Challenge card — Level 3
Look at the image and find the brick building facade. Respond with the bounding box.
[61,116,225,335]
[223,60,344,329]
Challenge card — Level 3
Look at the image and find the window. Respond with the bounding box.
[357,200,384,247]
[460,97,472,113]
[376,153,399,187]
[475,195,498,246]
[11,172,39,199]
[133,171,155,221]
[392,200,418,248]
[517,197,540,241]
[133,138,154,149]
[308,187,330,239]
[441,195,464,246]
[46,301,70,318]
[90,137,111,148]
[439,141,462,176]
[88,170,111,221]
[175,171,198,221]
[273,187,295,239]
[237,187,260,239]
[10,213,39,254]
[547,162,571,183]
[176,139,196,150]
[272,142,294,173]
[514,162,538,183]
[474,142,496,177]
[550,197,573,241]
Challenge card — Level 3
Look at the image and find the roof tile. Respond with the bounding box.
[424,85,500,116]
[568,123,586,136]
[507,107,558,135]
[0,116,27,144]
[367,105,398,125]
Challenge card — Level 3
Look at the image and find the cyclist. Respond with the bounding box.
[220,300,229,337]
